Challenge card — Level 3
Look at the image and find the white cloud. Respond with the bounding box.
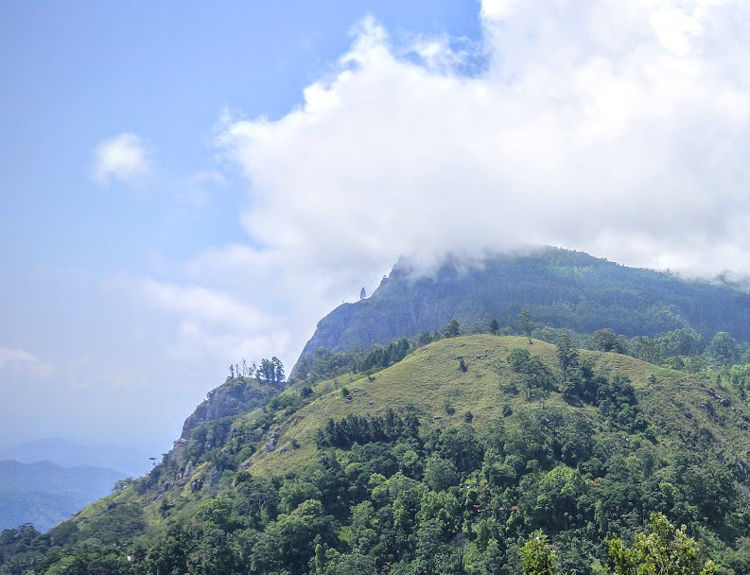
[480,0,520,21]
[130,1,750,374]
[212,2,750,291]
[650,7,705,57]
[140,279,271,331]
[92,132,151,186]
[0,346,54,378]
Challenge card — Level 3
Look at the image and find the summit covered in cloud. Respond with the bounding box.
[216,0,750,288]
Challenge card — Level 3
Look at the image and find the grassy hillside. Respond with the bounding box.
[253,336,750,477]
[5,335,750,574]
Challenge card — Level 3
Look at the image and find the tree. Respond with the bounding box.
[520,530,557,575]
[424,455,459,491]
[443,319,460,338]
[272,357,285,383]
[332,552,377,575]
[555,334,579,381]
[112,477,136,493]
[659,328,705,357]
[508,348,533,372]
[508,348,553,401]
[489,318,500,335]
[416,330,433,347]
[520,308,533,343]
[359,287,367,300]
[255,357,285,384]
[710,331,740,366]
[585,328,628,354]
[533,466,587,531]
[608,513,717,574]
[258,358,275,383]
[633,336,660,364]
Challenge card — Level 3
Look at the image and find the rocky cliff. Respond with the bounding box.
[180,377,283,440]
[292,247,750,375]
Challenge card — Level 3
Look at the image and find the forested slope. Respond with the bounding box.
[4,335,750,573]
[294,248,750,376]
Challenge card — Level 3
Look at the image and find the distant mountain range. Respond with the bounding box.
[0,460,126,532]
[0,438,151,477]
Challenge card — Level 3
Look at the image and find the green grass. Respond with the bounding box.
[245,335,747,477]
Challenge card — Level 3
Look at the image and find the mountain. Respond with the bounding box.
[6,249,750,573]
[292,247,750,376]
[0,460,126,532]
[0,490,84,534]
[4,334,750,573]
[0,438,150,477]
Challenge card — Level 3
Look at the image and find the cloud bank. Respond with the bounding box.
[214,0,750,283]
[93,132,151,186]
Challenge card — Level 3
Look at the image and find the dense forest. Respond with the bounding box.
[4,326,750,573]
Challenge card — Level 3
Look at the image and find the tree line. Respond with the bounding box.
[228,356,285,384]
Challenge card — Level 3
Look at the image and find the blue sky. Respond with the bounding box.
[3,0,750,461]
[0,1,481,268]
[0,1,484,456]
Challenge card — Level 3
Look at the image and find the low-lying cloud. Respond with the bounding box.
[139,279,288,364]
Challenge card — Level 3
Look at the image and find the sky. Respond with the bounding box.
[2,0,750,461]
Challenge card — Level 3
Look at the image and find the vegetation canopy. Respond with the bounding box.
[8,250,750,574]
[5,331,750,574]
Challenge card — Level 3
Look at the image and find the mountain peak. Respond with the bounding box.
[292,247,750,377]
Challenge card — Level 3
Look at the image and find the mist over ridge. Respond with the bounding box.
[293,246,750,375]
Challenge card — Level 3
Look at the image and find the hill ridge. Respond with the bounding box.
[292,247,750,377]
[7,333,750,570]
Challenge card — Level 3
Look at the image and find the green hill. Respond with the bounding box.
[5,335,750,574]
[250,336,744,479]
[293,248,750,377]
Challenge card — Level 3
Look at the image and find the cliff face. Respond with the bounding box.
[180,377,283,440]
[292,247,750,374]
